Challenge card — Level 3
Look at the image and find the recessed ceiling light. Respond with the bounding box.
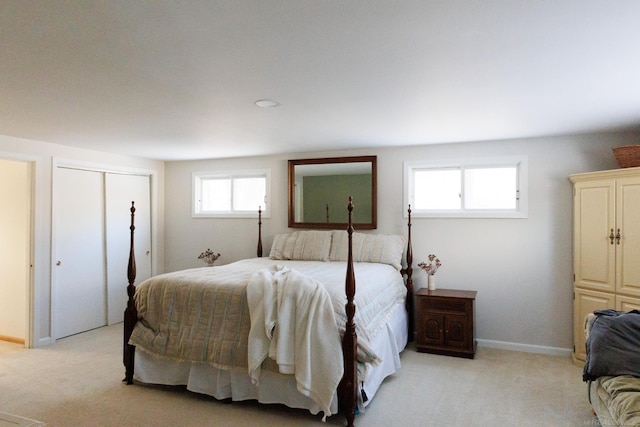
[255,99,281,108]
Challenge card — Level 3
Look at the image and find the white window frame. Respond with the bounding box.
[404,156,528,218]
[192,168,271,218]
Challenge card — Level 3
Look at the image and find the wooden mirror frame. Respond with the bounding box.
[288,155,377,229]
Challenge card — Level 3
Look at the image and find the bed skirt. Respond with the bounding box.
[134,302,408,416]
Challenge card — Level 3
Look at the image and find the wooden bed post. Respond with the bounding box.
[257,206,263,257]
[405,205,414,342]
[339,197,358,427]
[123,201,138,384]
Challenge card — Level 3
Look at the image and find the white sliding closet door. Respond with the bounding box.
[54,168,152,338]
[54,168,107,338]
[105,174,151,325]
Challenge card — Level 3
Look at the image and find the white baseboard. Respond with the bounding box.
[36,336,52,347]
[477,338,572,357]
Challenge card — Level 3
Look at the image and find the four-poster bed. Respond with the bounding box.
[123,199,413,427]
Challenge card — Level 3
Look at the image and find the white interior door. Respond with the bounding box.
[54,168,107,338]
[105,173,151,325]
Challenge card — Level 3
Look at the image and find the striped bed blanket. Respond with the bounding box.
[129,258,406,372]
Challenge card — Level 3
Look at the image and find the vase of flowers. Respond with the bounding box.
[418,254,441,291]
[198,249,220,266]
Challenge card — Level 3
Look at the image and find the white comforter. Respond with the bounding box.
[130,258,407,416]
[247,265,343,418]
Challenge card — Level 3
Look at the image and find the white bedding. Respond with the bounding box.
[134,301,408,416]
[131,258,406,365]
[130,258,408,417]
[247,266,343,418]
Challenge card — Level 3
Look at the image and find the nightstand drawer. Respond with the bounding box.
[419,298,468,313]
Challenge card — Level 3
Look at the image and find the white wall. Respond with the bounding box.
[164,131,638,354]
[0,134,165,347]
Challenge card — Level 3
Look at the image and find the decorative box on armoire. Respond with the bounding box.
[570,167,640,364]
[415,288,477,359]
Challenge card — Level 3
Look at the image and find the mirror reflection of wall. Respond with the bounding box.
[301,173,371,223]
[288,156,377,229]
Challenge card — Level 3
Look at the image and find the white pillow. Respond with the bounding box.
[269,233,292,260]
[269,231,332,261]
[328,230,349,262]
[329,231,406,270]
[287,230,332,261]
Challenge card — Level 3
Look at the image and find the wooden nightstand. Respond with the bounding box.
[415,288,477,359]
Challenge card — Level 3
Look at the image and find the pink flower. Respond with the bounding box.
[418,254,442,276]
[198,249,220,265]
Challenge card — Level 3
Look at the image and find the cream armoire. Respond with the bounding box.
[570,166,640,364]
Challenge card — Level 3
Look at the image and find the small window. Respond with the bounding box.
[404,157,528,218]
[193,169,270,218]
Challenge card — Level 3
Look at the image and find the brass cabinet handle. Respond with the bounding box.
[616,228,621,245]
[610,229,615,245]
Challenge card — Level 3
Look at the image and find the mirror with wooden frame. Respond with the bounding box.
[288,155,377,229]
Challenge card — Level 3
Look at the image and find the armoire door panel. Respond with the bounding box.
[616,178,640,297]
[574,182,615,292]
[573,288,615,362]
[616,295,640,312]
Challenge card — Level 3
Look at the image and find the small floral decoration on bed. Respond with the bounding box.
[418,254,442,275]
[198,249,220,265]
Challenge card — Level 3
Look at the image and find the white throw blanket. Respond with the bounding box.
[247,266,343,420]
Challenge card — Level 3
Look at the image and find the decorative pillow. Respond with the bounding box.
[329,231,406,270]
[269,233,292,260]
[583,309,640,381]
[285,230,332,261]
[269,231,332,261]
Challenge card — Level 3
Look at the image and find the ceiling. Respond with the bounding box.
[2,1,639,161]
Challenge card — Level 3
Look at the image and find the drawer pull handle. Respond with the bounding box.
[610,229,615,245]
[616,228,621,245]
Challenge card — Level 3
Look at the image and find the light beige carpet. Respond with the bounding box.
[0,411,44,427]
[0,324,598,426]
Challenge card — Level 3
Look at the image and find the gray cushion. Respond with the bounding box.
[584,309,640,381]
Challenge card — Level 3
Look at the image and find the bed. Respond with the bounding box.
[123,199,414,426]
